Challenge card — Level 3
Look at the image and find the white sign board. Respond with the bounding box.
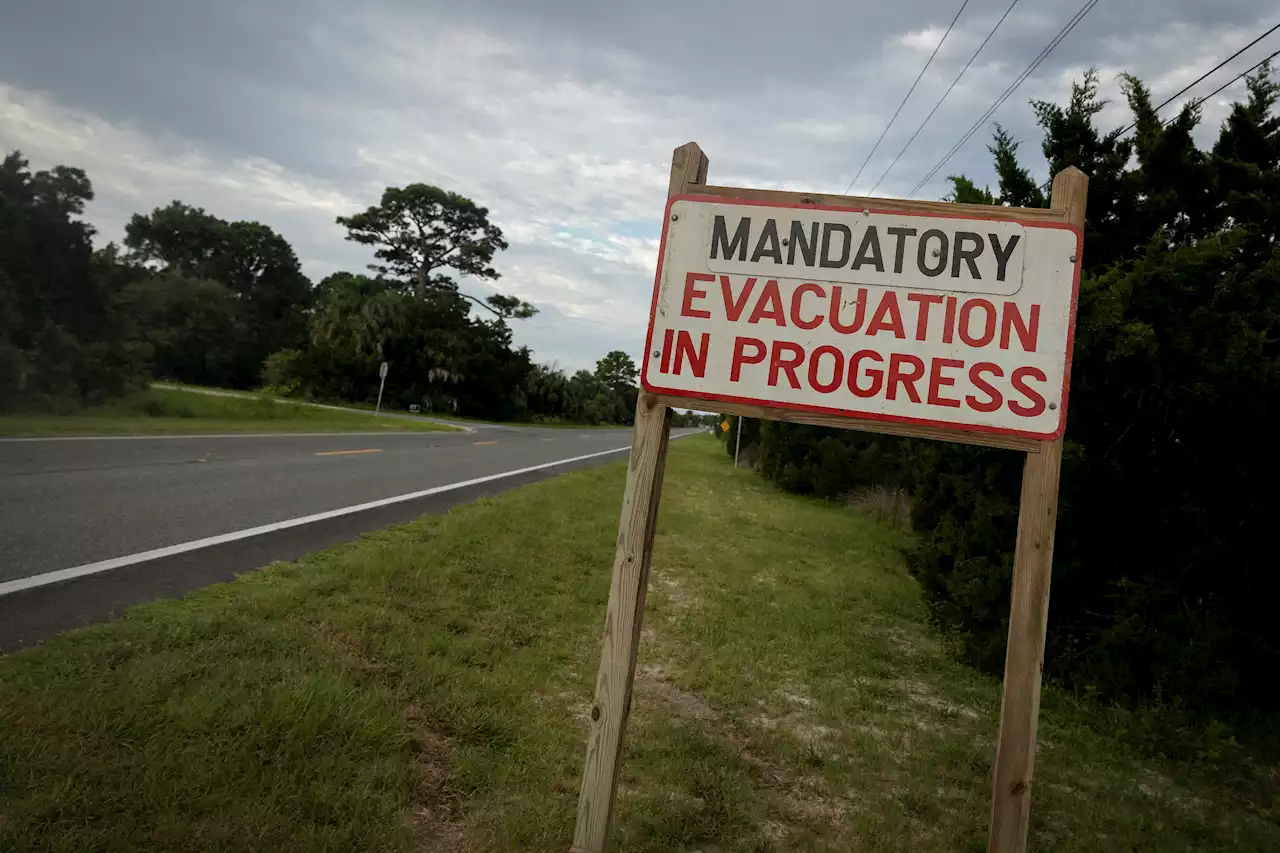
[379,361,389,379]
[641,197,1083,440]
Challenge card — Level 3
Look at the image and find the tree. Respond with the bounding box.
[594,350,638,392]
[124,203,312,387]
[989,124,1046,208]
[944,175,995,205]
[117,273,241,387]
[0,151,145,405]
[278,271,534,420]
[336,184,535,319]
[755,65,1280,717]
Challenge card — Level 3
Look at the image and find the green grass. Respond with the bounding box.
[0,388,458,435]
[0,437,1274,851]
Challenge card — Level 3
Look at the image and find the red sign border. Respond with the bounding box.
[640,194,1085,441]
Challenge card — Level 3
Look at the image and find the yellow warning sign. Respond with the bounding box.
[720,419,730,433]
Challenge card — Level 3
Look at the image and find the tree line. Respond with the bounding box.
[0,158,649,425]
[724,65,1280,719]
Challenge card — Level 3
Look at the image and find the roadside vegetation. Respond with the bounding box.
[726,67,1280,726]
[1,437,1273,852]
[2,150,715,430]
[0,387,456,436]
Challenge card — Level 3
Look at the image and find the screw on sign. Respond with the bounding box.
[569,142,1087,853]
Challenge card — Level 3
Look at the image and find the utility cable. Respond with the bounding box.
[907,0,1102,198]
[1118,21,1280,135]
[869,0,1022,194]
[843,0,971,194]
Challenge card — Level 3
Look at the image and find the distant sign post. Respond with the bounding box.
[375,361,389,414]
[570,142,1086,853]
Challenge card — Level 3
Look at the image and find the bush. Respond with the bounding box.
[744,68,1280,716]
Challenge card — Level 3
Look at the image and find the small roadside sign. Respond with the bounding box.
[379,361,389,379]
[409,404,421,414]
[642,198,1082,440]
[720,419,730,432]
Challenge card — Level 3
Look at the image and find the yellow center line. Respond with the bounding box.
[315,448,382,456]
[473,440,499,446]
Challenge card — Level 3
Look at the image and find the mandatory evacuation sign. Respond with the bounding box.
[642,197,1083,439]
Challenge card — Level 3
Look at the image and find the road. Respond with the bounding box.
[0,425,690,651]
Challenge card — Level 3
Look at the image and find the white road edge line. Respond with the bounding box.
[0,444,633,597]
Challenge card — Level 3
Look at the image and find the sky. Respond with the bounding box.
[2,0,1276,372]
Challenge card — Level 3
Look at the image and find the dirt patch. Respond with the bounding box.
[651,570,698,610]
[636,663,719,721]
[895,679,980,720]
[406,705,467,853]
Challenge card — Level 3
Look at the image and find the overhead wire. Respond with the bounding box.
[843,0,971,194]
[1117,21,1280,136]
[1158,44,1280,128]
[868,0,1022,194]
[907,0,1102,199]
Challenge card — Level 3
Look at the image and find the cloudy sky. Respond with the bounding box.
[2,0,1275,371]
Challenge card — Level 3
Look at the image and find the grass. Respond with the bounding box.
[0,436,1275,851]
[0,388,458,436]
[160,381,633,430]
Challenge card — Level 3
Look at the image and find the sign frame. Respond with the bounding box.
[570,142,1087,853]
[640,195,1083,442]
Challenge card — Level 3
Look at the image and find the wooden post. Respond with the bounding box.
[569,142,709,853]
[987,166,1088,853]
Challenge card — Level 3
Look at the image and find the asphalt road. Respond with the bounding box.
[0,424,690,651]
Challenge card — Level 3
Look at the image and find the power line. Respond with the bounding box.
[1118,21,1280,136]
[907,0,1102,199]
[843,0,971,194]
[869,0,1022,194]
[1161,45,1280,128]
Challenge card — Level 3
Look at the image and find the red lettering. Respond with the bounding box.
[673,331,708,377]
[720,275,757,322]
[829,285,868,334]
[966,363,1003,412]
[1000,302,1040,352]
[927,358,963,408]
[1009,366,1047,417]
[659,328,674,374]
[681,272,713,319]
[730,336,766,382]
[748,279,786,326]
[942,295,958,343]
[808,345,844,393]
[847,350,884,398]
[866,291,906,339]
[768,341,805,388]
[959,298,997,347]
[886,353,925,403]
[907,293,944,341]
[790,283,825,330]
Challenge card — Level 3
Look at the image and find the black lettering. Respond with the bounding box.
[750,219,783,264]
[918,229,948,277]
[988,233,1021,281]
[787,220,819,266]
[886,226,917,274]
[820,223,852,268]
[851,226,884,272]
[711,215,751,261]
[951,231,984,279]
